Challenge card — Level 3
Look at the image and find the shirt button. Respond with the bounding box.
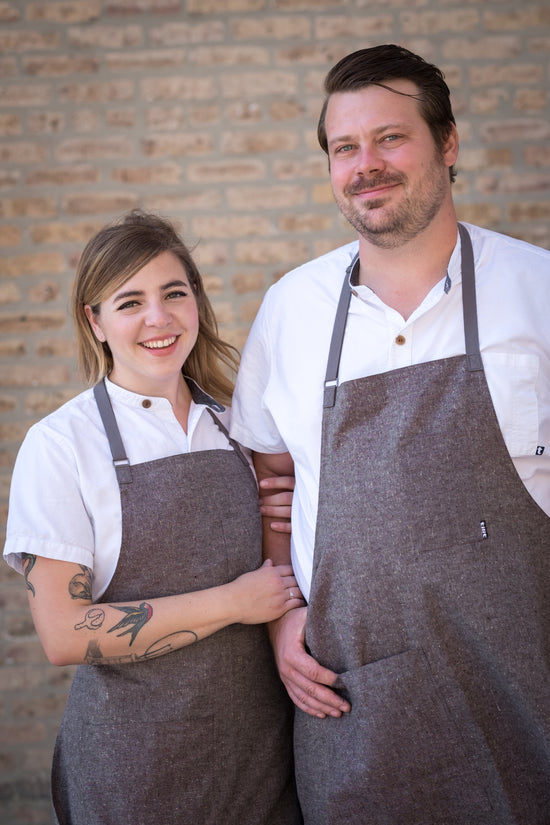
[142,399,152,409]
[395,335,406,345]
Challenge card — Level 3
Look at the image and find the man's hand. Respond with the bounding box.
[259,474,295,533]
[269,606,351,718]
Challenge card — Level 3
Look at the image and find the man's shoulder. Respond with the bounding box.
[466,222,550,268]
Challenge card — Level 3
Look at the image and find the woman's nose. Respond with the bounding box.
[144,301,171,326]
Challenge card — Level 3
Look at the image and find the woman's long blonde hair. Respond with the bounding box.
[72,210,239,406]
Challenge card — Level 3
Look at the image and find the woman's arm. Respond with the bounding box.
[23,554,303,667]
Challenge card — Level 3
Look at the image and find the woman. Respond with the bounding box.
[3,211,303,825]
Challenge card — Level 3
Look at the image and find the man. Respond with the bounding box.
[230,44,550,824]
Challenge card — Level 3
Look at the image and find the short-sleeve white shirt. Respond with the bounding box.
[230,223,550,600]
[4,378,244,601]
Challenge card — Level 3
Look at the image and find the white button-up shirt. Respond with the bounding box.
[4,378,243,601]
[230,223,550,599]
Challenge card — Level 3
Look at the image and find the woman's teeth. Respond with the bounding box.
[142,336,176,349]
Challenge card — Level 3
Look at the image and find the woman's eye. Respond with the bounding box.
[116,300,139,311]
[166,290,187,299]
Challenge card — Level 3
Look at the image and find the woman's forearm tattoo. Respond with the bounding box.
[75,607,105,632]
[107,602,153,646]
[84,629,199,665]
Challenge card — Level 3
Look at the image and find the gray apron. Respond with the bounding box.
[294,225,550,824]
[52,380,302,825]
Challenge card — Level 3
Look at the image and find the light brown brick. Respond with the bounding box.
[149,21,224,46]
[188,45,269,66]
[0,313,66,334]
[187,0,263,11]
[480,118,550,144]
[141,133,212,157]
[221,130,298,154]
[141,76,216,101]
[0,31,60,52]
[231,271,265,294]
[56,135,133,161]
[106,48,185,71]
[26,1,102,22]
[22,55,100,76]
[63,191,139,215]
[315,14,394,40]
[187,159,265,182]
[67,24,143,49]
[0,253,65,278]
[470,64,543,86]
[524,145,550,168]
[227,184,307,210]
[514,89,547,113]
[0,142,48,164]
[0,226,21,246]
[401,9,479,35]
[25,390,78,415]
[0,2,21,22]
[221,70,297,98]
[111,163,183,185]
[0,83,52,106]
[36,339,76,358]
[28,281,61,304]
[235,239,308,265]
[30,221,102,245]
[0,198,56,219]
[192,214,272,239]
[232,16,310,41]
[0,113,21,136]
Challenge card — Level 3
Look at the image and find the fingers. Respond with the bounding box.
[269,609,351,719]
[259,475,296,492]
[270,521,292,534]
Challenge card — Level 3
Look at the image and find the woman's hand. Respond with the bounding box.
[230,559,305,624]
[259,475,295,533]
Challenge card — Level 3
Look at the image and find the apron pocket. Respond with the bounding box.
[295,647,499,825]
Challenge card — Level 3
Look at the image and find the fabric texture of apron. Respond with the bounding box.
[294,224,550,825]
[51,380,302,825]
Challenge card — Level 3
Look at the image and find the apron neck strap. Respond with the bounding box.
[458,223,483,372]
[323,224,482,409]
[206,408,251,470]
[93,379,133,485]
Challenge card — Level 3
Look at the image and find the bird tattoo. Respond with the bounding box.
[107,602,153,646]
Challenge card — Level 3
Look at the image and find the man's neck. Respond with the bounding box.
[357,216,459,321]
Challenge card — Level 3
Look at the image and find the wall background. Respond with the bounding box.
[1,0,549,822]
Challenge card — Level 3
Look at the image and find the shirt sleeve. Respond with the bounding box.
[230,293,288,454]
[3,421,96,574]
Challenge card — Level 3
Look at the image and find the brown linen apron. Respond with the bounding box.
[51,380,302,825]
[294,225,550,825]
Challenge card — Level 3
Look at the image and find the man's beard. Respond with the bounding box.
[334,159,449,250]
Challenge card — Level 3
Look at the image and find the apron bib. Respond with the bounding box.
[52,382,301,825]
[295,225,550,825]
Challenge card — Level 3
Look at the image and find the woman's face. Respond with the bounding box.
[85,251,199,396]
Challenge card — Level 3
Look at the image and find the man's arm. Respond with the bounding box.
[254,451,351,718]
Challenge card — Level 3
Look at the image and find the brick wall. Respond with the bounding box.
[1,1,549,822]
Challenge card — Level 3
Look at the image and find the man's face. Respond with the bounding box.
[324,79,457,249]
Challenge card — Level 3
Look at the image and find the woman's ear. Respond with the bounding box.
[84,304,107,343]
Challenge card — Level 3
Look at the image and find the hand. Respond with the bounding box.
[232,559,305,625]
[269,606,351,719]
[259,475,295,533]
